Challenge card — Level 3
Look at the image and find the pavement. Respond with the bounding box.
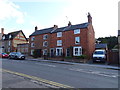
[26,56,120,70]
[2,72,48,88]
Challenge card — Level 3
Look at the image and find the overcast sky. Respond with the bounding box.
[0,0,119,38]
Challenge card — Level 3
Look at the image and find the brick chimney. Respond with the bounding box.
[53,25,58,30]
[1,28,4,35]
[68,21,72,26]
[35,26,38,31]
[87,12,92,24]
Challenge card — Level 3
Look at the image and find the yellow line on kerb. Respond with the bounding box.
[2,69,74,88]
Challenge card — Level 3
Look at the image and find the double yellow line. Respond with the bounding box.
[2,69,74,88]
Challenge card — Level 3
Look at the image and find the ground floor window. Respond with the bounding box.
[73,46,82,56]
[56,47,63,56]
[31,49,34,55]
[43,49,47,55]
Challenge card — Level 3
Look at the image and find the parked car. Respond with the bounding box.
[92,49,106,63]
[9,52,25,60]
[0,53,9,58]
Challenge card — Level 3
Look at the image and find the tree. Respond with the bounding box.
[97,36,118,50]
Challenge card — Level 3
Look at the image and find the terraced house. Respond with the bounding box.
[29,13,95,59]
[2,30,28,53]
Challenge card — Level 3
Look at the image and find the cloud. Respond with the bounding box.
[0,0,25,24]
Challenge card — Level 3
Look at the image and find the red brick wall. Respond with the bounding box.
[87,24,95,59]
[29,25,95,59]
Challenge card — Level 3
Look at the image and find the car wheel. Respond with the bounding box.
[15,56,18,60]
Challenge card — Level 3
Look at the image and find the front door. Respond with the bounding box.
[50,48,54,57]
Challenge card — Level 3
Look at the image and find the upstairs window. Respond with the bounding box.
[9,35,12,39]
[43,34,48,40]
[74,29,80,34]
[31,37,35,41]
[2,36,5,40]
[57,40,62,46]
[43,41,48,47]
[75,37,80,44]
[31,43,35,47]
[57,32,62,37]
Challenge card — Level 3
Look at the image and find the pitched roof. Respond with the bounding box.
[95,44,107,49]
[118,30,120,36]
[30,27,53,36]
[30,22,89,36]
[2,30,28,41]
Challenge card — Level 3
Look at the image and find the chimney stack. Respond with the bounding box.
[87,12,92,24]
[68,21,72,26]
[35,26,38,31]
[1,28,4,35]
[53,25,58,30]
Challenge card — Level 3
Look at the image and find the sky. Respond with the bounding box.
[0,0,119,38]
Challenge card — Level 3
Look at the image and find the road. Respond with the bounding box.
[2,58,119,88]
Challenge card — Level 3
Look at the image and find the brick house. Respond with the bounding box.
[2,29,28,53]
[29,13,95,59]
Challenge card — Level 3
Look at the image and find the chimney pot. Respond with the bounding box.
[35,26,38,31]
[1,28,4,35]
[87,12,92,23]
[53,25,58,29]
[68,21,72,26]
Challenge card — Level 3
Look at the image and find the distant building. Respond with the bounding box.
[2,29,28,53]
[29,13,95,59]
[17,43,29,55]
[95,43,108,51]
[0,28,4,53]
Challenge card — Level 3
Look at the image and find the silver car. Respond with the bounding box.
[9,52,25,60]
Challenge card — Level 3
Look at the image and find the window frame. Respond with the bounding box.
[31,37,35,41]
[43,41,48,47]
[31,42,35,47]
[57,40,62,46]
[43,49,48,55]
[31,49,34,55]
[56,47,63,56]
[73,46,82,56]
[57,32,62,37]
[43,34,48,40]
[75,37,80,44]
[74,29,80,34]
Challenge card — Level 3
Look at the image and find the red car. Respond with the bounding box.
[0,53,9,58]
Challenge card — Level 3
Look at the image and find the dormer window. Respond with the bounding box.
[43,35,48,40]
[74,29,80,34]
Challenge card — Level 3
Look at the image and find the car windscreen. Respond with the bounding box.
[94,51,104,54]
[16,52,21,55]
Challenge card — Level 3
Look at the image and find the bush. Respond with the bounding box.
[33,50,38,58]
[65,56,72,59]
[75,55,87,59]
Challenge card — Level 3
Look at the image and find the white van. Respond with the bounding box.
[93,49,106,63]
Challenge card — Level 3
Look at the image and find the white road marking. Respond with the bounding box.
[35,63,56,67]
[69,68,118,78]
